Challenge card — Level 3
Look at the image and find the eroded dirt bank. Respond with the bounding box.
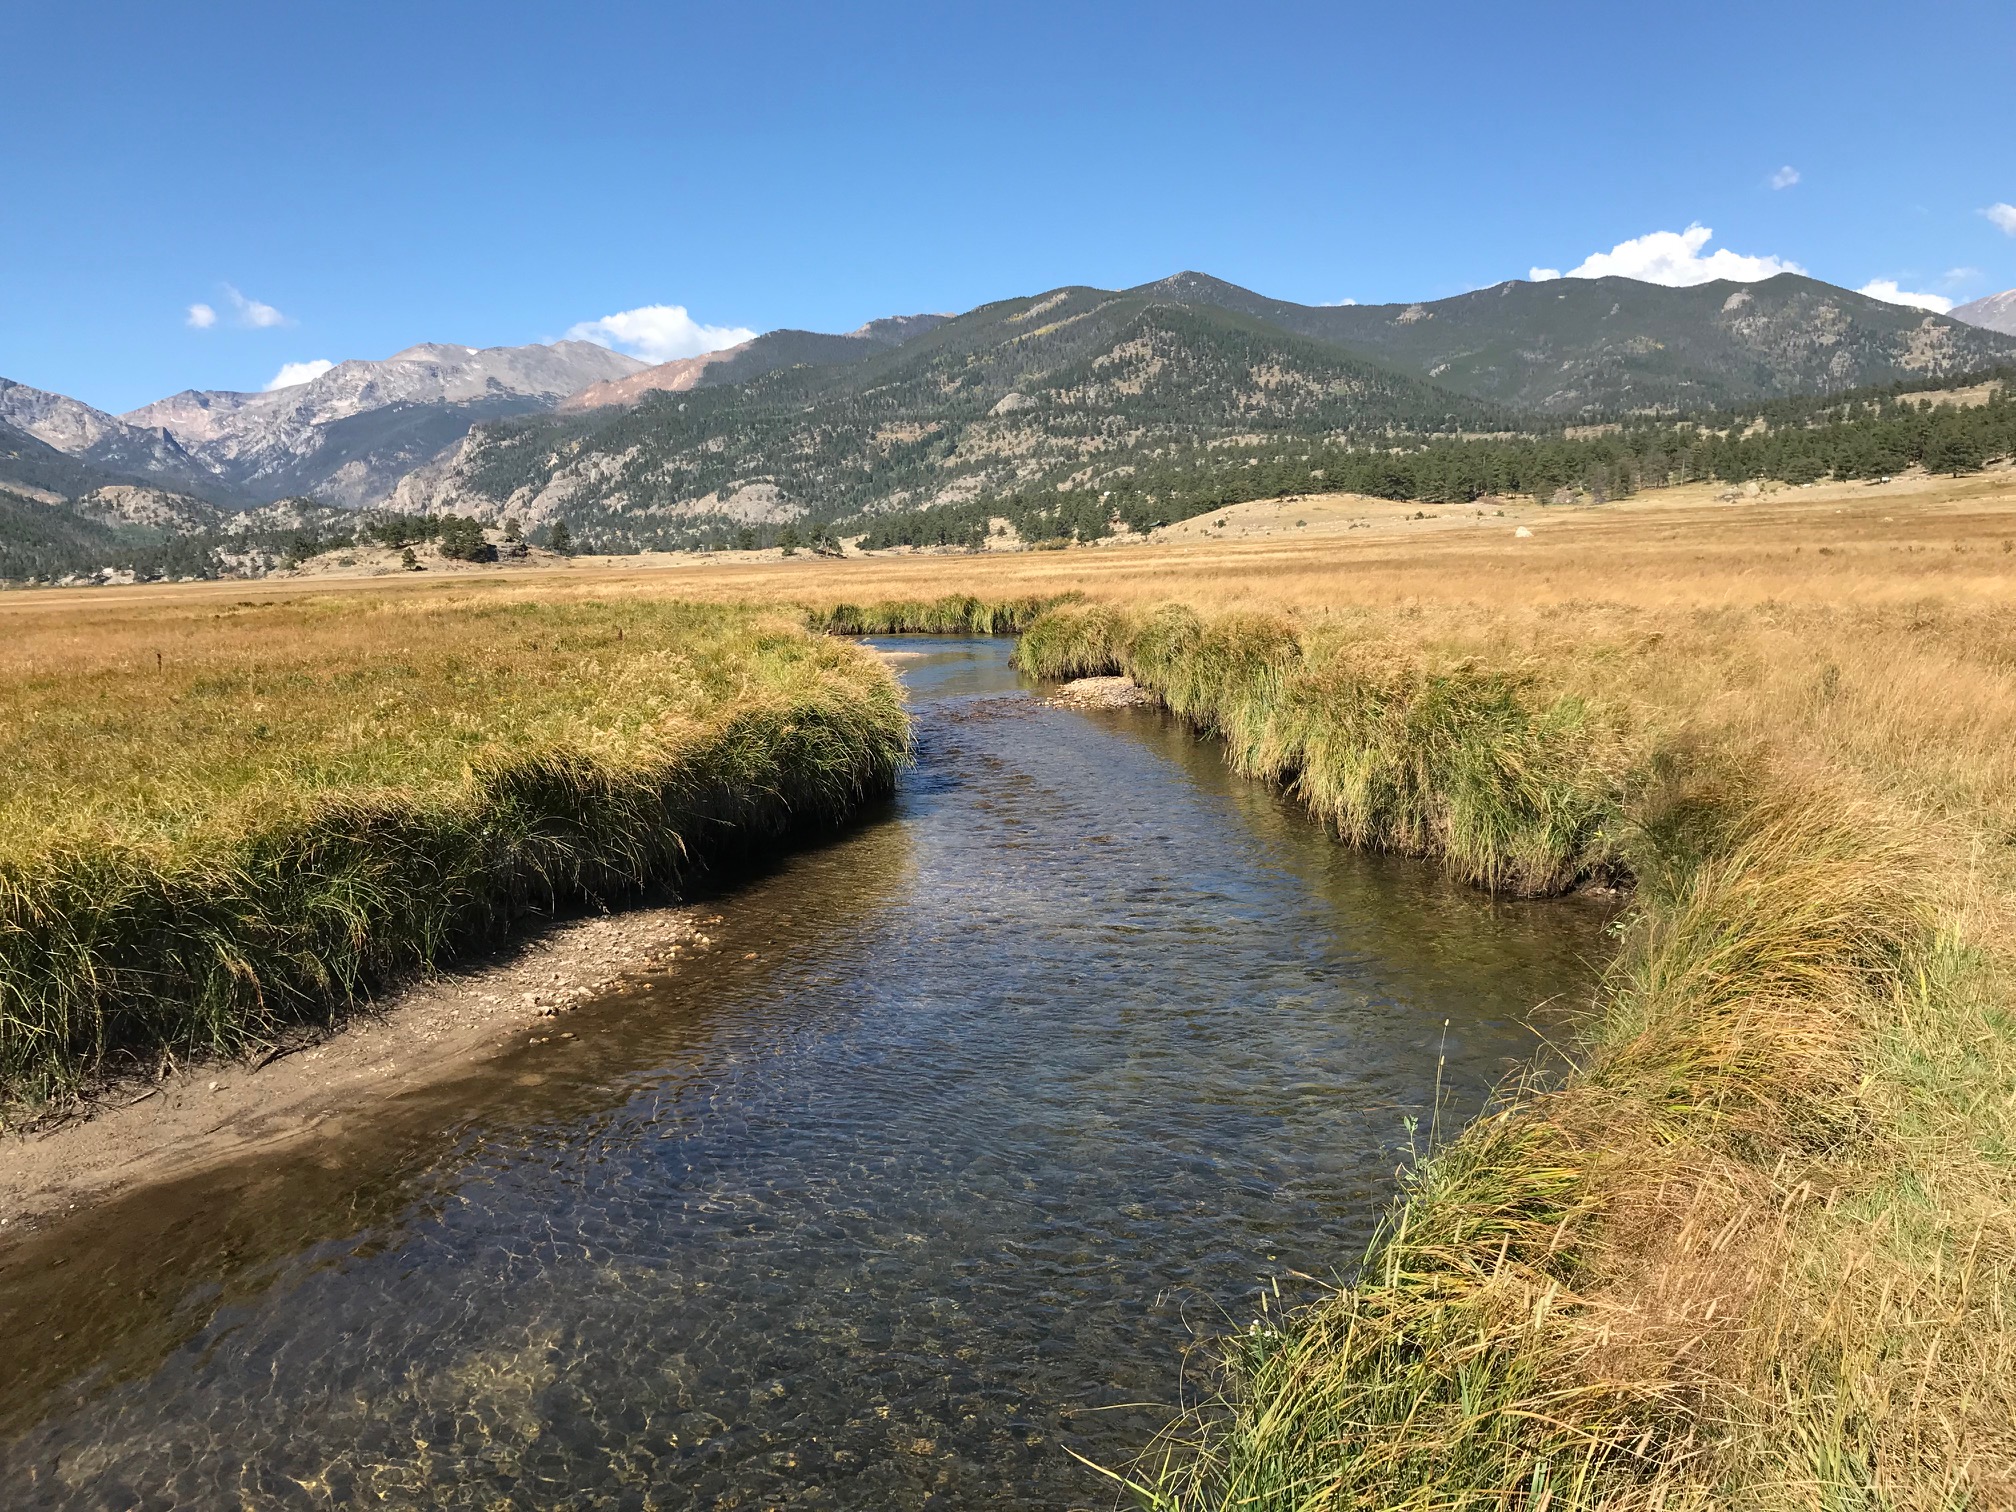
[0,902,723,1240]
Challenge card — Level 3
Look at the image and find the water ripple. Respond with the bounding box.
[0,638,1610,1509]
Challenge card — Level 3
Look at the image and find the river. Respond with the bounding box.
[0,637,1610,1508]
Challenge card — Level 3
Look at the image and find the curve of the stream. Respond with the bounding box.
[0,638,1610,1509]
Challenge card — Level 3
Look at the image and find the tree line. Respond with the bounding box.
[848,379,2016,547]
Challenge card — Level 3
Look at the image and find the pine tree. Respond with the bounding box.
[1927,431,1986,476]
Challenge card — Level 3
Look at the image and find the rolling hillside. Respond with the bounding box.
[1136,271,2016,412]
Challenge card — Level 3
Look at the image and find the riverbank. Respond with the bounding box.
[815,591,2016,1504]
[0,898,725,1234]
[0,595,907,1112]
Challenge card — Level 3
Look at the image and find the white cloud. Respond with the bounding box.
[225,284,289,328]
[1770,165,1801,190]
[186,302,217,329]
[1529,267,1561,281]
[1857,279,1954,314]
[265,359,334,390]
[1539,224,1804,287]
[1319,297,1358,307]
[565,304,757,364]
[1984,203,2016,236]
[1944,266,1984,285]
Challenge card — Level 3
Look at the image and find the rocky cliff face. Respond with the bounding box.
[1951,289,2016,338]
[0,379,220,498]
[121,341,646,505]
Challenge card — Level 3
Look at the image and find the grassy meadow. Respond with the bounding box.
[0,590,907,1106]
[7,465,2015,1502]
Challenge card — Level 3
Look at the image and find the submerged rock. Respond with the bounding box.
[1049,676,1156,709]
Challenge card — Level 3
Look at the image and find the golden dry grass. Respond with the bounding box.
[6,467,2015,1499]
[0,590,906,1103]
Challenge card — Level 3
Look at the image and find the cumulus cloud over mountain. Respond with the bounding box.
[566,304,758,363]
[265,359,335,390]
[1856,280,1953,314]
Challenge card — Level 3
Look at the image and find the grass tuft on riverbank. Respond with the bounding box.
[807,592,1076,637]
[0,595,907,1108]
[1019,601,1625,896]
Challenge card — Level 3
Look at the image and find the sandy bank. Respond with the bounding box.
[0,901,723,1243]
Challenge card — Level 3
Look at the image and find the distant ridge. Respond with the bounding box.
[0,378,231,502]
[118,340,644,507]
[1128,270,2016,413]
[560,344,753,412]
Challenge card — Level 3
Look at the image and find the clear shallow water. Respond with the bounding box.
[0,638,1610,1509]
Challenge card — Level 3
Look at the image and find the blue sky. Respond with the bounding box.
[5,0,2013,412]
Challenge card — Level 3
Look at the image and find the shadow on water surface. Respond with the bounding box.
[0,637,1613,1509]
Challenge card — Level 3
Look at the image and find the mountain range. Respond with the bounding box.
[390,272,2016,546]
[0,341,643,513]
[3,272,2014,572]
[1137,272,2013,411]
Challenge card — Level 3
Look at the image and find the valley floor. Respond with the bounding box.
[23,464,1996,616]
[4,469,2013,1502]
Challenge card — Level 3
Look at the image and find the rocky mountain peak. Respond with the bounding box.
[387,343,479,362]
[1950,289,2016,338]
[106,340,651,508]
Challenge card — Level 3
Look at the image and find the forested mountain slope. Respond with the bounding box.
[1136,272,2016,413]
[0,418,184,504]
